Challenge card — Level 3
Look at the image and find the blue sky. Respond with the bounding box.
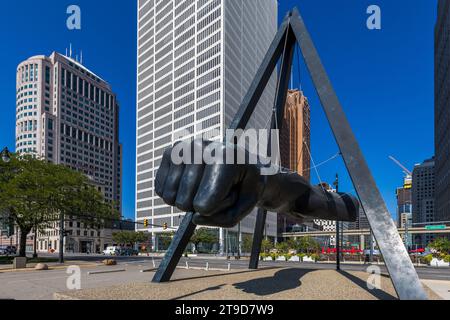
[0,1,437,221]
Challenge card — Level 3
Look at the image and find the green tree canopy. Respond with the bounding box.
[428,238,450,255]
[190,228,218,246]
[261,239,274,253]
[0,154,119,256]
[112,231,148,247]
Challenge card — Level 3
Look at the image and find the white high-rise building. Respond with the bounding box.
[136,0,278,252]
[15,52,123,253]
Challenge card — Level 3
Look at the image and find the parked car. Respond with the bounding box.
[0,245,16,255]
[102,246,121,256]
[119,248,138,256]
[363,249,380,256]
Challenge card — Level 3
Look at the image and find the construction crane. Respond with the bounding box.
[389,156,412,176]
[389,156,412,189]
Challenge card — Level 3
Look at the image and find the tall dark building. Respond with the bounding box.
[435,0,450,223]
[278,90,311,235]
[412,158,436,245]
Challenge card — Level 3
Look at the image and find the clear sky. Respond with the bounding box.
[0,1,437,221]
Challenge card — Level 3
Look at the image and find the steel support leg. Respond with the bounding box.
[152,212,196,283]
[249,209,267,269]
[289,8,427,300]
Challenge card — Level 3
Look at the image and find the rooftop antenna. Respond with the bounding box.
[80,50,83,64]
[69,43,73,58]
[65,48,68,56]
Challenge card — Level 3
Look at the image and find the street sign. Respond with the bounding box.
[425,225,446,230]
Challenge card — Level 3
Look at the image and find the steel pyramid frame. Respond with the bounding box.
[151,7,427,301]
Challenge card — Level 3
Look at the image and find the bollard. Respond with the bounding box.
[206,262,209,271]
[152,258,156,268]
[186,261,189,269]
[228,263,231,271]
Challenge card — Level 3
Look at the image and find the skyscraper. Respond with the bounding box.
[280,89,311,180]
[412,157,435,246]
[435,0,450,223]
[16,52,122,253]
[396,175,412,245]
[136,0,278,251]
[278,89,311,235]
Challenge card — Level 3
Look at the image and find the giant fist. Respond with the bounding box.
[155,139,358,228]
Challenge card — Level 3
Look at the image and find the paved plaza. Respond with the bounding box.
[53,267,441,300]
[1,256,449,300]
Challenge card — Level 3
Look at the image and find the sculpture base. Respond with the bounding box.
[54,267,440,300]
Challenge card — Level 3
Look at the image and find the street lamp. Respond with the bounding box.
[1,147,11,163]
[333,174,340,271]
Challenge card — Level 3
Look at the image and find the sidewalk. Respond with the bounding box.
[422,280,450,300]
[0,260,101,272]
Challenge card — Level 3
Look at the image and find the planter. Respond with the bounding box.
[276,256,286,262]
[430,258,450,268]
[263,257,273,261]
[289,256,300,262]
[302,256,315,263]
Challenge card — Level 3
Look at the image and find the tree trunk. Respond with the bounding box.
[33,226,38,258]
[19,227,31,257]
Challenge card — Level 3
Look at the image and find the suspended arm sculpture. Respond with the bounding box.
[151,7,427,301]
[155,139,358,229]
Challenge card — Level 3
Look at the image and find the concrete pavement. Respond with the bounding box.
[53,267,441,300]
[1,255,449,300]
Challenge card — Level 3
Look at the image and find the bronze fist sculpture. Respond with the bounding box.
[155,139,358,228]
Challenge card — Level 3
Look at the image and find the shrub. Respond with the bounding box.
[310,253,320,262]
[423,254,433,265]
[270,253,278,261]
[284,253,292,261]
[297,253,306,261]
[444,255,450,263]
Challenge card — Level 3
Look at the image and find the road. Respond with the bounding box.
[1,254,449,300]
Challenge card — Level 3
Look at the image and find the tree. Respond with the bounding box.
[275,241,289,254]
[261,239,273,253]
[190,228,218,253]
[428,238,450,255]
[0,154,119,257]
[113,231,148,247]
[158,232,175,250]
[241,234,253,253]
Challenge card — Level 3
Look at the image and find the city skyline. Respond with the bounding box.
[0,1,438,221]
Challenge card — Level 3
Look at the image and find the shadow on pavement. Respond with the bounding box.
[233,268,314,296]
[337,270,398,300]
[170,266,282,283]
[171,284,226,300]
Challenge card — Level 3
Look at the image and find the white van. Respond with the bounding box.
[103,246,121,256]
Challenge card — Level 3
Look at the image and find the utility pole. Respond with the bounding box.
[59,212,64,264]
[334,174,340,271]
[237,222,241,259]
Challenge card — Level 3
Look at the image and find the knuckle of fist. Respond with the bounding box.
[193,197,214,215]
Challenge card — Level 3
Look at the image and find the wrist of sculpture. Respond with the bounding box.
[256,169,358,222]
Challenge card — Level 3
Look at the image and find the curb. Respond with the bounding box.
[0,263,101,273]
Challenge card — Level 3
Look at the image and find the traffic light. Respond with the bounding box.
[144,219,148,228]
[163,223,168,230]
